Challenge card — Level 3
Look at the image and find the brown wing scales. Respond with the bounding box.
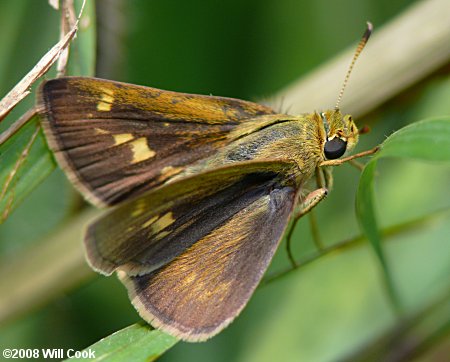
[120,184,296,341]
[84,160,296,276]
[38,77,276,206]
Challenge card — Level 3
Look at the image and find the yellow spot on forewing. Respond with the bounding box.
[154,230,170,241]
[94,128,109,135]
[131,209,143,217]
[97,101,112,111]
[150,212,175,234]
[160,166,183,178]
[143,215,159,228]
[97,87,115,111]
[131,199,147,217]
[161,166,174,173]
[113,133,134,145]
[130,137,156,163]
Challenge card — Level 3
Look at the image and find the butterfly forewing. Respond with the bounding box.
[38,77,277,206]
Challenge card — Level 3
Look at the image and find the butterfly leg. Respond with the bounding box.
[307,166,332,250]
[319,146,379,167]
[286,187,328,267]
[308,209,324,250]
[348,159,365,171]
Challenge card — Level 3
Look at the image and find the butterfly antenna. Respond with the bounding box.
[335,21,373,110]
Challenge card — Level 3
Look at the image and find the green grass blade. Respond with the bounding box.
[340,287,450,361]
[68,0,97,76]
[0,116,55,223]
[0,1,28,81]
[356,117,450,313]
[0,1,96,223]
[66,324,178,362]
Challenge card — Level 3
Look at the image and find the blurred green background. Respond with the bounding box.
[0,0,449,361]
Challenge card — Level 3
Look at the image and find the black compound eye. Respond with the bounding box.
[324,137,347,159]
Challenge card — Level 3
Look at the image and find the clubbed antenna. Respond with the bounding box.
[335,22,373,110]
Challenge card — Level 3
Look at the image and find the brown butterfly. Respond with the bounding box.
[37,23,376,341]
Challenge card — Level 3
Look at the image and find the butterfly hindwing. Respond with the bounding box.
[38,77,277,206]
[84,160,298,277]
[119,178,296,341]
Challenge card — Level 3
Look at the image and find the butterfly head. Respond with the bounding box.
[317,22,372,161]
[320,109,359,160]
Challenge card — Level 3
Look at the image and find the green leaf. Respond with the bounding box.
[66,324,178,362]
[377,117,450,162]
[356,117,450,312]
[0,116,55,223]
[356,158,402,312]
